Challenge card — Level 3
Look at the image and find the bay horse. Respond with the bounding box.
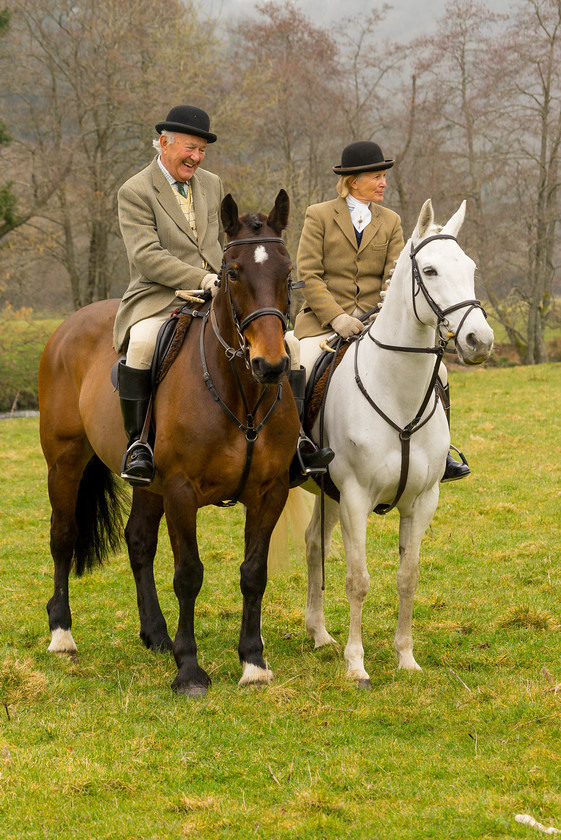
[38,190,300,696]
[301,199,494,686]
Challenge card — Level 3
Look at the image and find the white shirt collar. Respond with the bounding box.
[345,195,371,232]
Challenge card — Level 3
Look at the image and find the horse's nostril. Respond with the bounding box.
[251,356,289,383]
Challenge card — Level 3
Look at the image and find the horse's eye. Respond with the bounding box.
[227,266,240,282]
[423,266,438,277]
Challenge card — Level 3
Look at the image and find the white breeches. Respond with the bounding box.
[126,303,179,370]
[285,330,333,379]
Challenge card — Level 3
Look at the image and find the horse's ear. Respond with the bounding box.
[266,189,290,234]
[441,200,466,238]
[412,199,434,243]
[221,193,242,237]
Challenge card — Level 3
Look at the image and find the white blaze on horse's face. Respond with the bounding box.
[411,200,494,366]
[254,245,269,264]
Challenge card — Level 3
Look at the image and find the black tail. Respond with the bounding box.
[74,455,127,576]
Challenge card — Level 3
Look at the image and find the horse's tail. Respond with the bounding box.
[74,455,127,576]
[268,486,316,575]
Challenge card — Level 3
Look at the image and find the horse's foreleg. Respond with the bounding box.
[394,489,439,671]
[339,488,372,685]
[126,489,172,652]
[164,481,209,697]
[238,484,289,686]
[305,494,340,649]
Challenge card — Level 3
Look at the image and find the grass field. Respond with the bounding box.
[0,363,560,839]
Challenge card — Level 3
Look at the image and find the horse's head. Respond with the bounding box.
[408,199,494,365]
[218,190,292,384]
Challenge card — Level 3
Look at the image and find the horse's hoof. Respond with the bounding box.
[356,678,371,690]
[238,662,274,686]
[48,628,77,654]
[173,681,209,698]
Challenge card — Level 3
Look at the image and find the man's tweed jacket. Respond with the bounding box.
[293,196,404,338]
[113,156,224,353]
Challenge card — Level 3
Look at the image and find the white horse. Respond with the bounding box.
[301,199,494,686]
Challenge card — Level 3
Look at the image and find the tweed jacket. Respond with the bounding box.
[113,156,225,353]
[293,196,404,339]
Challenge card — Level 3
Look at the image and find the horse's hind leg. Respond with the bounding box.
[126,488,172,652]
[394,491,439,671]
[46,439,91,653]
[305,494,340,649]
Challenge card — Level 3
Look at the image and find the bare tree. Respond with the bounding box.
[499,0,561,363]
[220,1,343,249]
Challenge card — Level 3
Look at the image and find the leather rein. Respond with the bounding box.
[353,233,487,515]
[200,235,290,507]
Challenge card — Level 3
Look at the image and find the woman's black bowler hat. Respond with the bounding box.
[333,141,394,174]
[155,105,217,143]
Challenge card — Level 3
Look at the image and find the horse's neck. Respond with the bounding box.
[364,255,439,413]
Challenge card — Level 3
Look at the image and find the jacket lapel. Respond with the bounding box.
[333,197,359,249]
[151,158,197,243]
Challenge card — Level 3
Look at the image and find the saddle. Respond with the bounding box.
[302,340,353,503]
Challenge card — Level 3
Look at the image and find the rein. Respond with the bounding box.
[201,234,289,507]
[353,232,487,515]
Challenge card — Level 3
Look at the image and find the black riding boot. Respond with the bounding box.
[289,366,334,485]
[439,382,470,482]
[118,361,155,487]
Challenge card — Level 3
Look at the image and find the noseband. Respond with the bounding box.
[410,234,486,342]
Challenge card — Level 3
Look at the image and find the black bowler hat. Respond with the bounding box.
[155,105,217,143]
[332,141,394,174]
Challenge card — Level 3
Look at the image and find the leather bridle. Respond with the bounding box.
[221,236,290,357]
[409,234,486,343]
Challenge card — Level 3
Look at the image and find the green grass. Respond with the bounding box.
[1,364,561,839]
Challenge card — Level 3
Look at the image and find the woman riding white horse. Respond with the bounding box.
[289,140,469,482]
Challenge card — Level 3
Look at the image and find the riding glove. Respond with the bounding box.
[331,313,364,338]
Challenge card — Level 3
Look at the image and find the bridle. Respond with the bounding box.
[200,234,292,507]
[220,236,290,360]
[352,232,487,515]
[409,234,485,344]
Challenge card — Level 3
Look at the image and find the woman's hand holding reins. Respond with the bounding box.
[331,313,364,338]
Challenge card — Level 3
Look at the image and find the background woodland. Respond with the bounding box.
[1,0,560,365]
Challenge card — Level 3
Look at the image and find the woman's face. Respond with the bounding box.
[349,170,387,204]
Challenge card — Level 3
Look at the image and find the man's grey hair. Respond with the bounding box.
[152,130,175,151]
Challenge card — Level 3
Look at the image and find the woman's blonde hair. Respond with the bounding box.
[336,174,357,198]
